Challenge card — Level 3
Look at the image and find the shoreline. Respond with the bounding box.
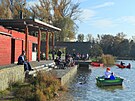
[50,91,74,101]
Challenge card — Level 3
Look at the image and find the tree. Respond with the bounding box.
[77,34,84,42]
[116,32,126,41]
[89,44,103,57]
[130,43,135,58]
[0,0,31,19]
[85,34,93,42]
[100,34,114,54]
[30,0,51,22]
[118,39,130,57]
[0,0,12,18]
[30,0,81,41]
[131,36,135,42]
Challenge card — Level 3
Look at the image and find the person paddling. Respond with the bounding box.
[120,61,125,66]
[104,67,112,80]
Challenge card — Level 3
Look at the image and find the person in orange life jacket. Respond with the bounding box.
[18,51,33,71]
[104,67,112,80]
[110,72,115,80]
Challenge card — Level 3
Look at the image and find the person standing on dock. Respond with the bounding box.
[57,49,62,59]
[51,49,56,60]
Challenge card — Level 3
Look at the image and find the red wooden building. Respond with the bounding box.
[0,19,61,66]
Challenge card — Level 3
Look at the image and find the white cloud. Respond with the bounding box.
[121,16,135,25]
[80,9,96,21]
[93,2,114,9]
[92,19,116,29]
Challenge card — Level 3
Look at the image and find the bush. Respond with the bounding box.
[11,71,61,101]
[101,54,115,65]
[35,71,60,100]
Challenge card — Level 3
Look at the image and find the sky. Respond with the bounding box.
[77,0,135,39]
[27,0,135,39]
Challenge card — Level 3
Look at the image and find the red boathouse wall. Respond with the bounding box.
[0,26,38,66]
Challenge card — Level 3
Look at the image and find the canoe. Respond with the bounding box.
[96,76,124,86]
[116,64,131,69]
[91,62,103,67]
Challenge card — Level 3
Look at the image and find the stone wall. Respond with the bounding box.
[52,66,78,86]
[0,65,25,91]
[59,65,77,86]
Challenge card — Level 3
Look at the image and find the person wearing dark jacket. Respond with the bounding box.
[18,51,33,71]
[51,49,56,60]
[57,49,62,59]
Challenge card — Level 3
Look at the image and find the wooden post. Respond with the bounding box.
[46,31,49,60]
[37,29,41,61]
[25,25,28,61]
[52,32,54,50]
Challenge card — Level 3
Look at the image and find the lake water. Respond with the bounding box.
[68,60,135,101]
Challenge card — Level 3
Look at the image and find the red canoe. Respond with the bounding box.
[116,64,131,69]
[91,62,104,67]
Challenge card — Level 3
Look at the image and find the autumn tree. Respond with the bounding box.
[0,0,12,18]
[30,0,81,41]
[0,0,31,19]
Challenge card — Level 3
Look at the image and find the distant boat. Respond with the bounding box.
[116,64,131,69]
[96,76,124,86]
[91,62,104,67]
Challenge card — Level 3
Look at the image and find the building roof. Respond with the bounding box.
[0,19,61,32]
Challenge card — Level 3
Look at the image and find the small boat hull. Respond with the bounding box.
[96,76,124,86]
[91,62,103,67]
[116,64,130,69]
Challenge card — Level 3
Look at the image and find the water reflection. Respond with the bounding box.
[97,85,124,92]
[75,67,91,84]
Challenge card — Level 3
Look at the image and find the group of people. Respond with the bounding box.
[54,55,75,69]
[51,49,76,68]
[18,49,75,71]
[72,53,89,60]
[104,67,115,80]
[51,49,62,60]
